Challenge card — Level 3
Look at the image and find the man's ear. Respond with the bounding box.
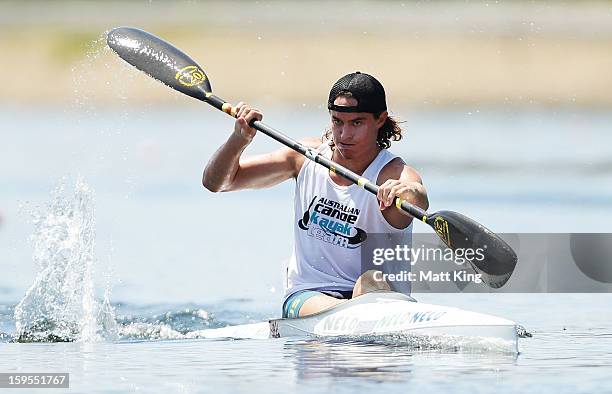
[376,111,388,128]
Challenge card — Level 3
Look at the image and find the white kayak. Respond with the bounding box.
[192,291,519,352]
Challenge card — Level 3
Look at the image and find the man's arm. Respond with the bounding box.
[202,102,320,192]
[376,158,429,229]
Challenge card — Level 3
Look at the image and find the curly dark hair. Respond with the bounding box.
[324,94,403,149]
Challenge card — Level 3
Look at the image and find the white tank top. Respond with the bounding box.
[284,144,413,301]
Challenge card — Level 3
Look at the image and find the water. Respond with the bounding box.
[2,98,612,391]
[1,295,611,393]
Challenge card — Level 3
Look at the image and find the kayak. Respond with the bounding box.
[193,291,519,352]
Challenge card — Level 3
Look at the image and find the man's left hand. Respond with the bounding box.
[377,179,427,210]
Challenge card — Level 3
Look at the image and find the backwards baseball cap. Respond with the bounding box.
[327,71,387,114]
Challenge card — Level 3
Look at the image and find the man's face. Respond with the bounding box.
[330,96,387,159]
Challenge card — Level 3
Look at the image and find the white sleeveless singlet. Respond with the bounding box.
[284,144,413,301]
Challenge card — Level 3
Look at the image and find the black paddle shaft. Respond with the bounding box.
[106,27,518,288]
[253,120,428,217]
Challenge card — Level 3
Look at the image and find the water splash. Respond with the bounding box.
[13,179,118,342]
[110,304,271,341]
[317,334,518,354]
[116,308,217,341]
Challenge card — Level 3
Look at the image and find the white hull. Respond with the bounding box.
[194,292,518,352]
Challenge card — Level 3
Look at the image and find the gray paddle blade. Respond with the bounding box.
[106,26,212,101]
[428,210,517,288]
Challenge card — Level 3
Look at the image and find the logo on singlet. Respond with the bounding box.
[298,196,367,248]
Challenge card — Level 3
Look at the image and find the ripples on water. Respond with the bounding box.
[3,313,611,393]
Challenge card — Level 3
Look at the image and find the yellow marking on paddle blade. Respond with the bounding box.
[329,165,336,173]
[395,198,403,209]
[422,215,428,223]
[434,216,451,247]
[357,178,367,187]
[175,65,206,87]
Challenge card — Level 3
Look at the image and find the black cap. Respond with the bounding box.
[328,71,387,113]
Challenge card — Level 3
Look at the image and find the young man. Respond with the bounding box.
[202,72,428,318]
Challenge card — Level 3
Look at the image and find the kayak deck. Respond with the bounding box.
[195,292,518,352]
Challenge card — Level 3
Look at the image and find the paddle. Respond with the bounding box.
[106,26,518,288]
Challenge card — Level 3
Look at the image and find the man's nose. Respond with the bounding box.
[341,125,353,140]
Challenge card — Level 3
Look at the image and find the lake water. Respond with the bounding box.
[1,105,612,393]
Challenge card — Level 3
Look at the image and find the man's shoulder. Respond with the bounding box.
[283,137,323,159]
[288,136,325,176]
[301,136,325,149]
[378,155,423,184]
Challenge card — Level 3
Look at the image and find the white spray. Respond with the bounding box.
[14,179,117,342]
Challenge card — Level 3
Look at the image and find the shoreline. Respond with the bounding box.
[1,1,611,107]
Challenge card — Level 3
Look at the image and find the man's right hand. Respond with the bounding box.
[233,102,263,143]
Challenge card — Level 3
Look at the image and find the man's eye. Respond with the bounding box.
[353,121,361,126]
[332,119,341,125]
